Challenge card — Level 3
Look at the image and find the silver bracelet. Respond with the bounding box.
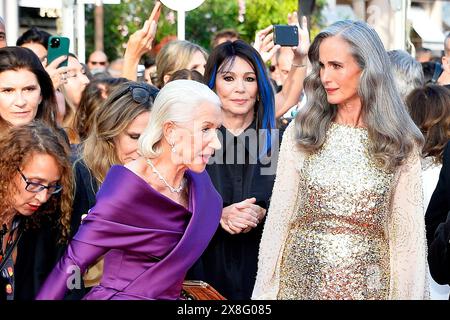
[292,63,307,68]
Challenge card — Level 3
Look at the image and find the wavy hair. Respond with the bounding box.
[296,20,423,171]
[0,121,73,242]
[74,77,128,142]
[0,46,58,131]
[82,81,156,184]
[406,84,450,163]
[59,53,87,143]
[388,50,424,100]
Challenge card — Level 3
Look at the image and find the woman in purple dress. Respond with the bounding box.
[36,79,223,300]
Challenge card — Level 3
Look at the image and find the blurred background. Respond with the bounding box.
[0,0,448,63]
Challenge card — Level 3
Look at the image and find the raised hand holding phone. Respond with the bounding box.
[288,12,310,58]
[122,1,162,81]
[47,36,70,67]
[253,25,281,63]
[45,56,73,90]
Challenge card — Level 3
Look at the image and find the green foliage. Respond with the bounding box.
[244,0,298,43]
[85,0,327,59]
[309,0,328,39]
[185,0,239,50]
[85,0,163,61]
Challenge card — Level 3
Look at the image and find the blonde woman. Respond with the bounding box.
[155,40,208,87]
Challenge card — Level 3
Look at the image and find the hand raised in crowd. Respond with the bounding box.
[45,55,73,90]
[122,1,162,81]
[220,197,266,235]
[253,25,281,63]
[288,12,310,59]
[274,12,310,119]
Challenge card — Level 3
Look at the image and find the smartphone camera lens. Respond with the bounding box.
[50,38,60,48]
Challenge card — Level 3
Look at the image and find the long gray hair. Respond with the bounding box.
[295,20,423,171]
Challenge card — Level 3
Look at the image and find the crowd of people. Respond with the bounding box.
[1,1,450,300]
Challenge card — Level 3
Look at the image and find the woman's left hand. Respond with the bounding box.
[242,204,267,233]
[45,56,74,90]
[122,1,161,80]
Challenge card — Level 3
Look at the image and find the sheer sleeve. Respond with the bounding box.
[388,150,429,299]
[252,121,305,299]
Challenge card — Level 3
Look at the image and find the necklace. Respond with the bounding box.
[146,158,185,193]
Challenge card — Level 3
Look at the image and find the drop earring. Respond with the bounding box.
[170,141,176,153]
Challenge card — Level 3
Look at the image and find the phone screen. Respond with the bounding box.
[273,25,299,47]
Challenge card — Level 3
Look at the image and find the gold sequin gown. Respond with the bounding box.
[277,123,395,300]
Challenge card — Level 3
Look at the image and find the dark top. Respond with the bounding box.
[70,159,99,237]
[188,121,283,300]
[426,141,450,290]
[0,217,23,300]
[64,159,100,299]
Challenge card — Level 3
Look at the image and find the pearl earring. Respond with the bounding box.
[170,141,176,153]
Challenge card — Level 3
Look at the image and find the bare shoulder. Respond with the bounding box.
[124,157,149,180]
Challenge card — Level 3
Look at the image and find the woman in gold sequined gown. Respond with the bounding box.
[252,20,428,300]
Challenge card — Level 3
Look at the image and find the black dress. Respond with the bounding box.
[426,141,450,291]
[64,159,99,299]
[188,121,282,300]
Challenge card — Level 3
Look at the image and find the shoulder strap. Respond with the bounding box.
[0,228,23,271]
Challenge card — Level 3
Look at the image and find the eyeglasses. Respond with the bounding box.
[90,61,106,66]
[17,168,62,195]
[112,84,159,106]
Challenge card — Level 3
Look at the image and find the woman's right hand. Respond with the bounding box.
[45,56,73,90]
[253,25,281,64]
[122,1,161,81]
[220,198,263,235]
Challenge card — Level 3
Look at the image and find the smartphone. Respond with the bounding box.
[273,25,299,47]
[47,36,70,67]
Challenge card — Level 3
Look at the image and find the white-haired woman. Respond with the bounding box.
[387,50,424,100]
[37,80,223,300]
[253,20,427,300]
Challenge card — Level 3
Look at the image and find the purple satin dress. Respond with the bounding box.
[36,165,222,300]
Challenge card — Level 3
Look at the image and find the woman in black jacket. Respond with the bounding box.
[426,141,450,295]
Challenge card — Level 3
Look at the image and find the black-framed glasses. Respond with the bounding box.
[111,84,159,106]
[17,168,62,195]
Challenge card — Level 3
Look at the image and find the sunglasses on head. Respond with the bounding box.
[111,84,160,105]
